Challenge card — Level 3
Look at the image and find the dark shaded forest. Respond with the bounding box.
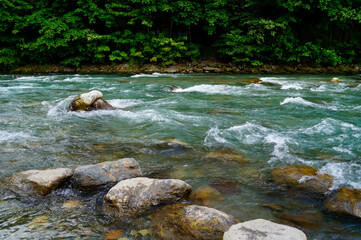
[1,0,360,70]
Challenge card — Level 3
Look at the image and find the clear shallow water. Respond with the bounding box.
[0,73,360,239]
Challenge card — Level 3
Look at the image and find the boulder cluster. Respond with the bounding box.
[9,158,308,240]
[271,165,361,219]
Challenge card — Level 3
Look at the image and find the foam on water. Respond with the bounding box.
[320,162,361,190]
[280,97,338,110]
[204,127,228,146]
[302,118,361,135]
[0,131,35,144]
[130,72,182,78]
[174,84,243,95]
[204,122,298,163]
[45,96,73,118]
[107,99,144,108]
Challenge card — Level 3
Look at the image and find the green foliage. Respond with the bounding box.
[0,0,360,70]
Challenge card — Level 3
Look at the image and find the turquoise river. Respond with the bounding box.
[0,73,360,239]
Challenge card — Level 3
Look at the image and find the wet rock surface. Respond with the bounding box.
[71,158,142,190]
[103,177,192,218]
[87,99,115,111]
[189,185,224,208]
[203,152,250,163]
[324,188,361,218]
[68,90,115,111]
[271,165,334,194]
[151,204,238,240]
[9,168,74,196]
[223,219,307,240]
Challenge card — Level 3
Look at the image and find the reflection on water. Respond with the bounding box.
[0,74,360,239]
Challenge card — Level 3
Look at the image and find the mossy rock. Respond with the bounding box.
[151,204,238,240]
[324,188,361,218]
[271,165,334,194]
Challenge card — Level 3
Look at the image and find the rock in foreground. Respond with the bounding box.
[223,219,307,240]
[71,158,142,190]
[68,90,114,111]
[271,165,334,194]
[152,204,238,240]
[10,168,74,196]
[103,177,191,218]
[324,187,361,218]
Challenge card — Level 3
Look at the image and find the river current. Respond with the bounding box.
[0,73,360,239]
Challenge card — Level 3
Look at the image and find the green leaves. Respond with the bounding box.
[0,0,360,70]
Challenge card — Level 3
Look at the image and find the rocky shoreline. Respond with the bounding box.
[3,61,361,75]
[8,158,312,240]
[8,151,361,239]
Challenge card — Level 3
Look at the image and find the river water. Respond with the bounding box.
[0,73,360,239]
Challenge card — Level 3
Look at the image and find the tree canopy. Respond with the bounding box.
[0,0,360,70]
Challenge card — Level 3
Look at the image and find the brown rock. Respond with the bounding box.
[271,165,334,194]
[280,212,322,229]
[87,99,115,111]
[324,188,361,218]
[103,177,192,218]
[105,229,123,240]
[330,77,341,82]
[10,168,74,196]
[189,185,224,207]
[151,204,238,240]
[203,152,250,163]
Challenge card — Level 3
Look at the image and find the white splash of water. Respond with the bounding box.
[0,130,35,144]
[204,127,228,146]
[320,163,361,190]
[130,72,182,78]
[107,99,144,109]
[174,84,243,95]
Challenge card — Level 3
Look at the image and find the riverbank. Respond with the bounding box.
[5,61,361,75]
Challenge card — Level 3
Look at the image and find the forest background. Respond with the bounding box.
[1,0,360,71]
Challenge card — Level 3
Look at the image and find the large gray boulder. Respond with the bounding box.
[223,219,307,240]
[324,187,361,218]
[68,90,114,111]
[9,168,74,196]
[71,158,142,190]
[152,204,238,240]
[103,177,192,218]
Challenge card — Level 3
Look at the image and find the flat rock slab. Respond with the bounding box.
[71,158,142,190]
[324,187,361,218]
[103,177,192,218]
[152,204,238,240]
[10,168,74,196]
[271,165,334,194]
[223,219,307,240]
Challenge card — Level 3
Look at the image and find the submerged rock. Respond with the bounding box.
[324,188,361,218]
[103,177,192,218]
[203,152,250,163]
[149,138,193,156]
[151,204,238,240]
[9,168,74,196]
[189,185,224,208]
[68,90,114,111]
[71,158,142,190]
[271,165,334,194]
[280,212,322,229]
[223,219,307,240]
